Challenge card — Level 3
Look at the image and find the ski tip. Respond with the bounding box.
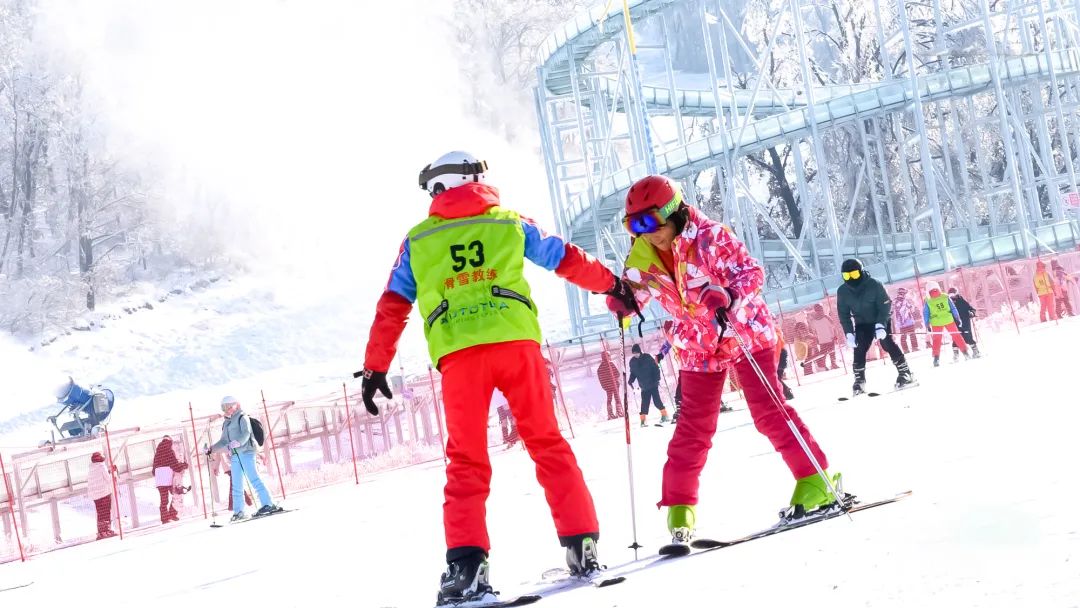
[689,538,728,549]
[595,576,626,587]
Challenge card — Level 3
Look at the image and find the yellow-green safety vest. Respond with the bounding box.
[407,208,542,366]
[926,294,954,327]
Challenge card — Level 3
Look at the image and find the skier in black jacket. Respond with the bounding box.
[836,259,915,395]
[948,287,981,359]
[628,344,669,426]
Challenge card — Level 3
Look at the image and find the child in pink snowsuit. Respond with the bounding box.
[607,175,837,543]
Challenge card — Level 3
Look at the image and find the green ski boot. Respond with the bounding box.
[786,471,844,519]
[667,505,696,544]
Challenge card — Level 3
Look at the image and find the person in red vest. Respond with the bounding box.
[358,152,638,605]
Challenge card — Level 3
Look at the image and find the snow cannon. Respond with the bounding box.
[44,377,116,446]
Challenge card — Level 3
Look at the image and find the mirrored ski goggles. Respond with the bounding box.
[623,193,682,235]
[842,269,861,281]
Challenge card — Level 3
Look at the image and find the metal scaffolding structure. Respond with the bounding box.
[535,0,1080,336]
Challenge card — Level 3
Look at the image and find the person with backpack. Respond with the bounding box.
[206,396,281,522]
[152,435,188,524]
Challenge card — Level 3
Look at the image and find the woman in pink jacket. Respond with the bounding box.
[86,452,116,540]
[606,176,838,550]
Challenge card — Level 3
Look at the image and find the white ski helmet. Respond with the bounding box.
[418,151,488,197]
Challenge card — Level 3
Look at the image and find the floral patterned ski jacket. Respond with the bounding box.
[622,207,777,372]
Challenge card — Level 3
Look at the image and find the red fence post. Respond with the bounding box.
[546,341,576,440]
[188,403,208,520]
[427,366,448,465]
[0,452,26,562]
[102,427,124,540]
[341,384,360,485]
[259,391,287,500]
[996,261,1022,335]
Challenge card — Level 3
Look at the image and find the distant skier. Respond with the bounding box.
[86,452,117,540]
[358,152,637,605]
[152,435,188,524]
[891,287,921,354]
[1033,260,1057,322]
[776,332,796,401]
[628,344,669,426]
[947,287,980,359]
[606,175,839,550]
[1050,259,1075,317]
[923,282,969,366]
[836,258,914,394]
[595,351,622,420]
[205,396,282,522]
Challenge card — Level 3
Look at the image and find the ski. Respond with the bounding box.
[210,507,294,528]
[536,568,626,589]
[687,490,912,553]
[436,594,541,608]
[0,582,33,593]
[837,392,880,402]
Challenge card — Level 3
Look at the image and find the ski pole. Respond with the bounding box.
[718,309,851,521]
[618,315,642,559]
[205,445,217,527]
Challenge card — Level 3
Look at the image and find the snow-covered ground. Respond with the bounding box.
[0,264,578,449]
[3,315,1078,607]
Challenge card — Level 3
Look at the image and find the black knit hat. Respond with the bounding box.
[631,344,642,354]
[841,258,863,273]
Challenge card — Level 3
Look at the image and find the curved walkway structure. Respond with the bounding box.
[535,0,1080,334]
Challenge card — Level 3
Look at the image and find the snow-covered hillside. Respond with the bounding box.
[0,265,579,449]
[3,316,1077,607]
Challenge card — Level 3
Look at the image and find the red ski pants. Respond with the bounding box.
[1039,293,1057,322]
[929,323,967,357]
[660,348,829,507]
[439,340,598,555]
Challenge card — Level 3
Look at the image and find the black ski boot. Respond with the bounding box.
[895,361,915,389]
[852,366,867,396]
[437,551,494,606]
[972,345,981,358]
[933,356,940,367]
[564,534,601,577]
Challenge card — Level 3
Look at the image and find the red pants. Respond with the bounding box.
[929,323,967,357]
[1039,293,1057,322]
[440,341,598,555]
[660,349,828,507]
[94,496,112,536]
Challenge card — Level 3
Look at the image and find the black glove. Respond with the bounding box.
[360,369,391,415]
[203,446,213,456]
[656,352,664,362]
[603,277,640,319]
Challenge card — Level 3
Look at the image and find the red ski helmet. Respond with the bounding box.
[623,175,683,235]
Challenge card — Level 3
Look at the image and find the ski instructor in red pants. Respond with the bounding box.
[605,175,842,551]
[359,151,638,607]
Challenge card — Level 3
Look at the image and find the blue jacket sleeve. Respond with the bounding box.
[521,220,567,270]
[922,302,930,327]
[385,239,417,303]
